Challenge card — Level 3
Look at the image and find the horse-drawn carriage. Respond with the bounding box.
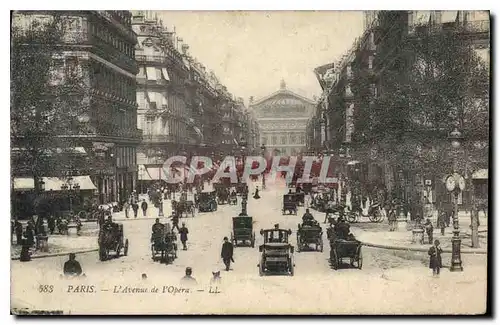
[289,188,305,206]
[296,223,323,252]
[236,183,249,196]
[98,223,129,261]
[228,192,238,205]
[231,215,255,247]
[282,194,298,215]
[172,192,196,218]
[197,191,218,212]
[151,226,177,264]
[214,183,230,205]
[329,235,363,270]
[258,226,294,276]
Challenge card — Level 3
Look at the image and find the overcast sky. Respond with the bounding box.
[158,11,364,104]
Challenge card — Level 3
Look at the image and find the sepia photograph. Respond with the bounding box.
[9,9,490,315]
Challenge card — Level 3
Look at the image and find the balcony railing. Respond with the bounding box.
[142,134,176,143]
[135,55,165,64]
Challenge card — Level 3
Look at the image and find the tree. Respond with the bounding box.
[11,13,90,188]
[357,16,489,178]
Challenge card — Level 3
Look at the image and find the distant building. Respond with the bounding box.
[251,80,315,156]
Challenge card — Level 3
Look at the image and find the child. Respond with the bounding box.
[428,239,443,277]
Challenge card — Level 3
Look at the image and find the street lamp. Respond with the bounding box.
[61,177,80,213]
[156,149,164,217]
[261,144,267,189]
[447,127,464,272]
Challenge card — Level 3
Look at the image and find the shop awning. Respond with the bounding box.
[13,178,35,191]
[441,11,458,23]
[138,165,152,181]
[472,169,488,180]
[146,167,170,181]
[12,176,96,191]
[414,11,431,24]
[161,68,170,81]
[146,67,157,81]
[43,176,97,191]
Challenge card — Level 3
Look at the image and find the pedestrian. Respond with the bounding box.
[15,221,23,245]
[180,267,197,285]
[179,222,189,250]
[63,253,83,277]
[253,187,260,199]
[424,218,434,244]
[438,212,447,236]
[47,216,56,235]
[24,221,35,248]
[123,201,130,219]
[221,236,234,271]
[428,239,443,277]
[19,238,31,262]
[388,208,397,231]
[210,269,221,285]
[132,202,139,218]
[170,212,180,232]
[141,199,148,217]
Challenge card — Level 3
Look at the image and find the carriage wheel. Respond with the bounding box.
[296,234,301,252]
[369,210,383,223]
[319,239,323,252]
[289,258,294,276]
[151,245,156,261]
[78,210,87,220]
[347,213,357,223]
[99,247,107,261]
[356,247,363,269]
[251,233,255,248]
[258,256,265,276]
[332,249,339,270]
[124,239,129,256]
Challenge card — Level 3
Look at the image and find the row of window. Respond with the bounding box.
[92,62,136,101]
[90,21,135,58]
[116,146,137,168]
[261,134,306,145]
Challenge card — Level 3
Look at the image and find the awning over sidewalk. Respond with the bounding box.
[13,175,97,191]
[43,176,97,191]
[13,178,35,191]
[472,169,488,180]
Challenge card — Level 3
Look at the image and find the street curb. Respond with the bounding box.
[361,241,487,255]
[11,248,99,261]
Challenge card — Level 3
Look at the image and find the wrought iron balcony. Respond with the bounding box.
[135,54,165,64]
[142,134,176,143]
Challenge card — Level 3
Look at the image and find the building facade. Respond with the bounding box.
[12,11,141,206]
[252,80,314,156]
[310,10,489,209]
[132,11,257,186]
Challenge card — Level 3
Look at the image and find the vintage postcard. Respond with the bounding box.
[10,10,489,315]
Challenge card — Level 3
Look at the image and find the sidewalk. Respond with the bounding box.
[11,234,99,260]
[354,222,488,254]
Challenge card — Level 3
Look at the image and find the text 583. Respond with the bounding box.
[38,285,54,293]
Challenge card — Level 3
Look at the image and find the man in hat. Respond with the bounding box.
[302,208,314,226]
[334,216,350,240]
[63,253,83,276]
[181,267,197,285]
[179,222,189,250]
[221,237,234,271]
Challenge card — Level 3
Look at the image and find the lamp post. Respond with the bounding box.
[61,177,80,214]
[261,144,266,189]
[447,128,464,272]
[156,149,164,218]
